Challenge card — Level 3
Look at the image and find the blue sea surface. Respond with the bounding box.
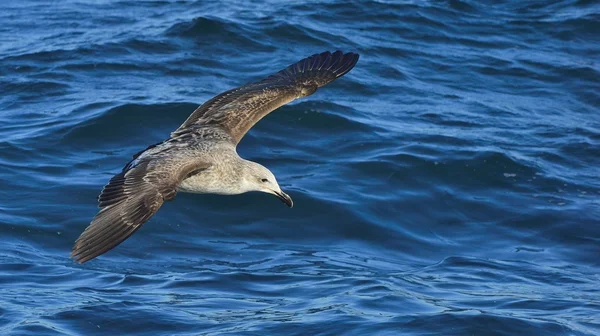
[1,1,599,335]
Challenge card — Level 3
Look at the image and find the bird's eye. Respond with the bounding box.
[261,178,269,183]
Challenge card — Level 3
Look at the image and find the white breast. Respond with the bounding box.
[178,167,243,195]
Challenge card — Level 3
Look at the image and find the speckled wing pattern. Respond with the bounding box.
[173,50,360,144]
[71,151,209,263]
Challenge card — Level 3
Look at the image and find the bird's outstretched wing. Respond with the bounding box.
[172,50,359,144]
[71,154,209,263]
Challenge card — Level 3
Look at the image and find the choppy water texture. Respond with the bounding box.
[1,0,599,335]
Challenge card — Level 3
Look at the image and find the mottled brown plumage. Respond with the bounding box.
[71,50,359,263]
[174,50,359,143]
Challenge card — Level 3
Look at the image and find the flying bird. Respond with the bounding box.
[71,50,360,263]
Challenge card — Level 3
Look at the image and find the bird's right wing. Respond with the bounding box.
[71,153,209,263]
[172,50,359,145]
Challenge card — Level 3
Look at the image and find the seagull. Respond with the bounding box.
[71,50,359,263]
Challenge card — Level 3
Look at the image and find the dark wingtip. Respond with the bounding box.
[305,50,360,80]
[320,50,360,80]
[71,254,86,264]
[71,244,87,264]
[266,50,360,88]
[71,236,94,264]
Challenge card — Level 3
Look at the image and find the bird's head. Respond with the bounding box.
[242,161,293,207]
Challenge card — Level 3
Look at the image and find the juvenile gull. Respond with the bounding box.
[71,50,359,263]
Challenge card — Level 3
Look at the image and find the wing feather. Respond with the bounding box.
[71,155,209,263]
[173,50,359,144]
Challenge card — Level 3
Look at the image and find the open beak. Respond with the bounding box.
[274,190,293,208]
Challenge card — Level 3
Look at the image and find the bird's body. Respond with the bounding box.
[133,136,242,195]
[72,50,359,263]
[177,144,251,195]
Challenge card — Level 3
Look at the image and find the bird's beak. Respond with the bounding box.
[274,189,293,208]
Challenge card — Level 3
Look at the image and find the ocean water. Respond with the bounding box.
[1,0,599,335]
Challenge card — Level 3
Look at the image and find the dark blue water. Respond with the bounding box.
[1,1,599,335]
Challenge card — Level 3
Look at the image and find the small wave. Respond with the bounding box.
[1,80,71,99]
[166,16,237,37]
[61,103,197,147]
[165,16,271,52]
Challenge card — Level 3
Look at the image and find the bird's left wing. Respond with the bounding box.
[71,153,209,263]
